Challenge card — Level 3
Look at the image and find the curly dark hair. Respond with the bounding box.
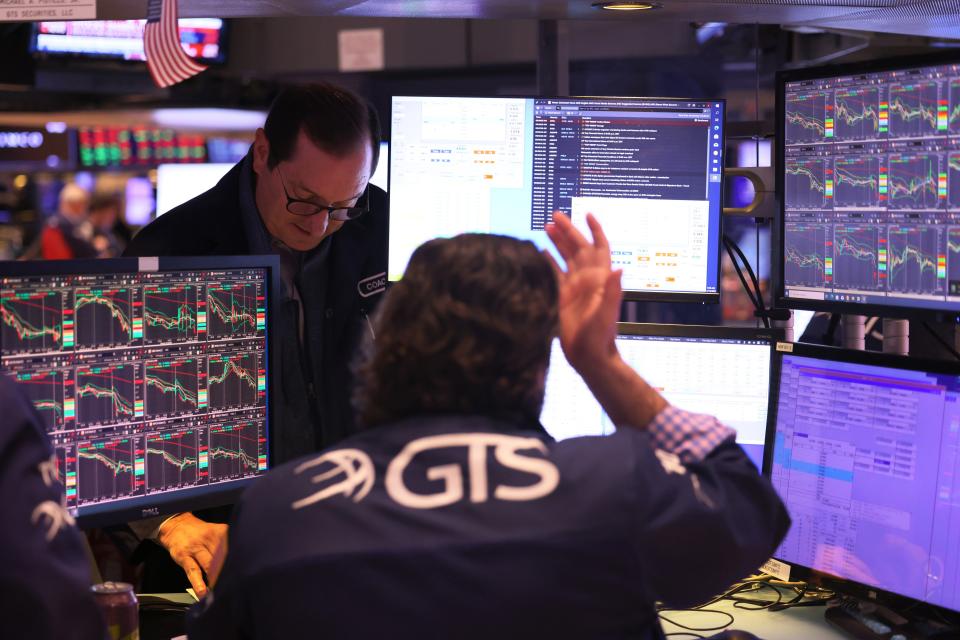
[353,234,558,429]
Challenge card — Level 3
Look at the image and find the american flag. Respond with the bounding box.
[143,0,207,88]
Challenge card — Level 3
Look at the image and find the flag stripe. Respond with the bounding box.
[143,0,206,88]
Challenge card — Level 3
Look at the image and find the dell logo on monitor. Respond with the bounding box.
[0,131,44,149]
[141,507,160,518]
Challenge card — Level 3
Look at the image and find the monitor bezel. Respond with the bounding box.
[387,95,726,304]
[775,50,960,321]
[616,322,783,471]
[30,19,230,66]
[768,341,960,615]
[0,255,279,529]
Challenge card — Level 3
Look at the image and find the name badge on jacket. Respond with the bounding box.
[357,272,386,298]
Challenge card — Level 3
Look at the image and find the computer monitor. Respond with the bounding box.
[778,52,960,318]
[156,163,234,217]
[389,96,725,302]
[0,256,279,528]
[370,141,389,192]
[32,19,228,64]
[770,343,960,614]
[541,324,780,470]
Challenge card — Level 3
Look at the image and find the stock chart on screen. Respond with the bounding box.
[782,58,960,313]
[0,264,270,522]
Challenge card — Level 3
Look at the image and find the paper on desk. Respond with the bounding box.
[186,588,199,602]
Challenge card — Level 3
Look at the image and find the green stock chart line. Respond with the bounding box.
[145,359,200,416]
[77,438,137,502]
[208,353,259,409]
[74,288,133,347]
[889,82,939,137]
[207,283,258,338]
[785,159,827,209]
[76,365,137,425]
[14,369,65,431]
[146,430,199,490]
[208,422,264,480]
[1,290,62,354]
[834,87,880,140]
[786,92,827,143]
[143,285,197,343]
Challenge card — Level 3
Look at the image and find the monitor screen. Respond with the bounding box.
[206,138,251,164]
[370,141,389,192]
[125,176,156,226]
[779,54,960,316]
[33,19,226,63]
[0,258,276,527]
[389,96,725,301]
[541,324,775,469]
[771,346,960,613]
[156,163,234,217]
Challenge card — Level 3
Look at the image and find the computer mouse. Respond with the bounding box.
[705,630,763,640]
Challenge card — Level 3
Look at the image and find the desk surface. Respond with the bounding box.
[658,598,849,640]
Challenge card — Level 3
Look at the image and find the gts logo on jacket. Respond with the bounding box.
[291,433,560,510]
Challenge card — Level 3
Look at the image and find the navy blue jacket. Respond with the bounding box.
[124,159,389,462]
[0,375,106,639]
[188,415,790,639]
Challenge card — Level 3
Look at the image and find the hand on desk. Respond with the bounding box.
[157,512,228,598]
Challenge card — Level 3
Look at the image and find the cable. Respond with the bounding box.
[922,321,960,361]
[723,234,769,328]
[658,608,734,636]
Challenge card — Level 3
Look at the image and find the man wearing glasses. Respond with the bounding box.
[124,83,387,596]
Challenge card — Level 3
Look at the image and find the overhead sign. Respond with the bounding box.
[338,28,384,72]
[0,126,71,168]
[1,0,96,22]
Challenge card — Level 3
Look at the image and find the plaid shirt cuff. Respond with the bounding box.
[646,405,736,464]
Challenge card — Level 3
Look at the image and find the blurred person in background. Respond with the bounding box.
[39,183,97,260]
[89,193,128,258]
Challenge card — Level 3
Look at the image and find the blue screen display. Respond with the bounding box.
[773,353,960,612]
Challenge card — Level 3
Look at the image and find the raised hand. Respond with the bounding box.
[545,212,623,374]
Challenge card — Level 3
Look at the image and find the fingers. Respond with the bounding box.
[546,211,588,262]
[194,548,215,576]
[542,249,566,286]
[602,269,624,318]
[208,537,228,588]
[585,213,610,257]
[179,556,209,598]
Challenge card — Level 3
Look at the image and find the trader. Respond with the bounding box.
[124,82,387,596]
[187,214,790,639]
[0,374,106,639]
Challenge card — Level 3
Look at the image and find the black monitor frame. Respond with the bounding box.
[388,95,727,304]
[775,50,960,321]
[767,341,960,616]
[0,255,279,529]
[616,322,783,470]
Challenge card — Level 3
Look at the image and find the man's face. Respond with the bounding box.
[252,128,372,252]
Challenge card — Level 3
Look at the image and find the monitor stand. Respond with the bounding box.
[825,597,960,640]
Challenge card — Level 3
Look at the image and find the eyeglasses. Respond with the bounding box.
[275,165,368,221]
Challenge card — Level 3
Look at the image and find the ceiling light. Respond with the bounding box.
[593,1,662,10]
